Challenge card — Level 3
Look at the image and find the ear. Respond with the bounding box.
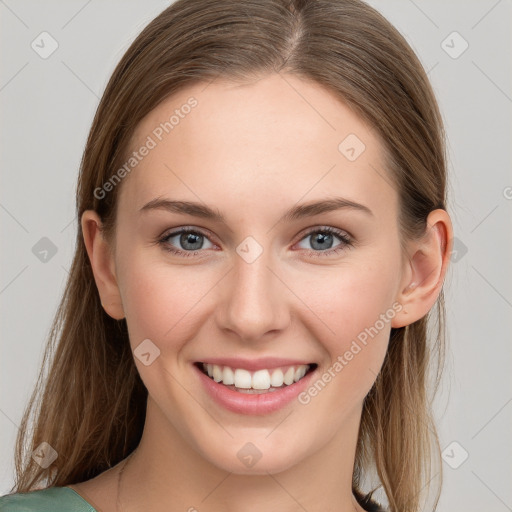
[391,209,453,328]
[81,210,125,320]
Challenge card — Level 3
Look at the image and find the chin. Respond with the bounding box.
[195,435,309,476]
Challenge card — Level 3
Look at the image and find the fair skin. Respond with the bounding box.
[74,73,452,512]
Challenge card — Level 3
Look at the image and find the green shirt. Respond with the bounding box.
[0,486,387,511]
[0,487,96,511]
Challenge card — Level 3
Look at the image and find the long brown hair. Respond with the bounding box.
[10,1,448,510]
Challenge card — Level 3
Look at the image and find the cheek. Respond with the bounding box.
[117,255,207,353]
[298,259,398,388]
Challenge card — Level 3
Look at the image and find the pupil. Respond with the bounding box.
[312,232,332,250]
[181,233,202,250]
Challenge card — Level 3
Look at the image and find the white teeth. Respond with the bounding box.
[283,367,295,385]
[201,363,311,390]
[294,365,307,382]
[222,366,234,385]
[270,369,284,387]
[252,370,271,390]
[234,369,252,388]
[212,365,223,382]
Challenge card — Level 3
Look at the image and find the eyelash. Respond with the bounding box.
[156,226,354,258]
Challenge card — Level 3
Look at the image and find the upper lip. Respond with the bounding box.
[195,357,316,372]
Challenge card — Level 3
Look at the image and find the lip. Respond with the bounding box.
[193,361,318,415]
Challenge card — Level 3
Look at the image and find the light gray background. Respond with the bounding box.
[1,1,511,510]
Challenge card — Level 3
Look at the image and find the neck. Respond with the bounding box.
[117,397,364,512]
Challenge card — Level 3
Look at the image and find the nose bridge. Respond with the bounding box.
[217,241,289,341]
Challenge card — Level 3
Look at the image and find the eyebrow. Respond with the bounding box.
[139,196,374,224]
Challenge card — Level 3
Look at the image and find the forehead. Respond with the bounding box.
[119,73,397,220]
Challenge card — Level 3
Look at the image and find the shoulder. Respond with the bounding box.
[0,486,97,512]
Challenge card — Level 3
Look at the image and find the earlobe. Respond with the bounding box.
[81,210,125,320]
[391,209,453,328]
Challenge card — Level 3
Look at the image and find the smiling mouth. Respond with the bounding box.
[195,362,318,394]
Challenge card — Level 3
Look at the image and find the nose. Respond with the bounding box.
[215,248,291,343]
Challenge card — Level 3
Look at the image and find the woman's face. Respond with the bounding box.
[110,73,409,474]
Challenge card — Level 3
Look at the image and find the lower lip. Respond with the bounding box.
[194,363,317,415]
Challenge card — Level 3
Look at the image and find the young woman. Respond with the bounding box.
[0,0,453,511]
